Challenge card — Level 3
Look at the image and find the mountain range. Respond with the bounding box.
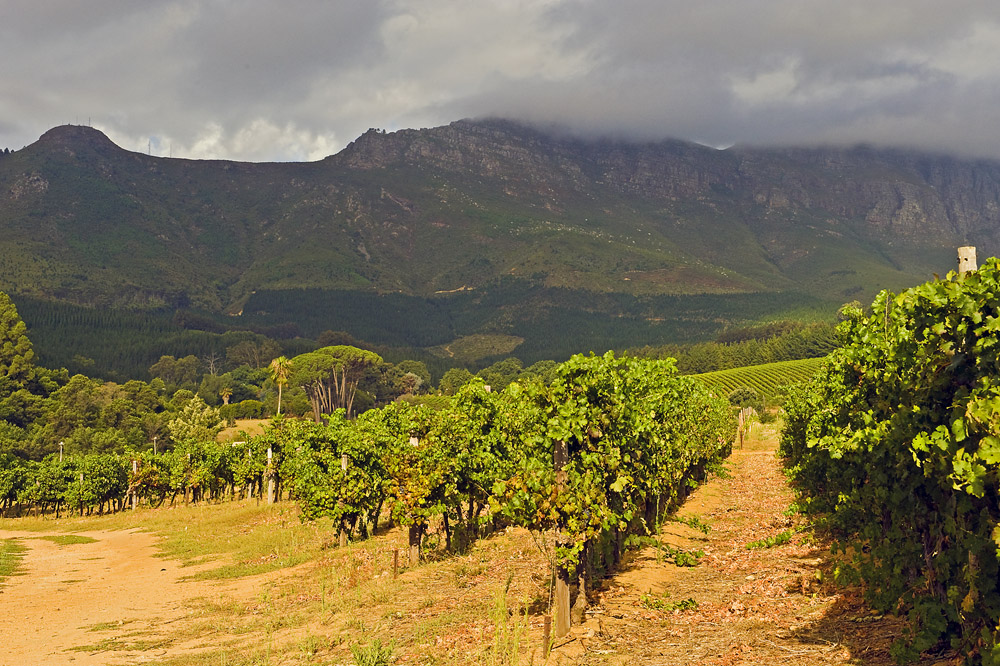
[1,119,998,372]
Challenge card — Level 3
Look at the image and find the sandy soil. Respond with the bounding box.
[0,529,261,666]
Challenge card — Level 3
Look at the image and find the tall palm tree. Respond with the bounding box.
[269,356,292,416]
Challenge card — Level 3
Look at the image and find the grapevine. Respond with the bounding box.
[782,258,1000,664]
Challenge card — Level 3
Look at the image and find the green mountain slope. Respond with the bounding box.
[1,119,998,372]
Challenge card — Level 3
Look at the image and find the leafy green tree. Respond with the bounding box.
[727,387,762,411]
[395,360,431,389]
[398,372,422,395]
[521,359,559,385]
[476,357,523,391]
[0,386,45,431]
[197,373,227,405]
[226,339,281,370]
[167,389,197,412]
[291,346,383,420]
[223,365,269,403]
[0,421,27,456]
[30,376,166,456]
[149,355,200,391]
[167,396,223,444]
[439,368,473,395]
[0,291,51,429]
[316,330,359,347]
[0,291,35,385]
[231,399,265,419]
[30,375,103,455]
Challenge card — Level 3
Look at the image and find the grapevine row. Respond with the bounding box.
[782,259,1000,664]
[1,352,734,633]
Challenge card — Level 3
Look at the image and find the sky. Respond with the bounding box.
[3,0,1000,162]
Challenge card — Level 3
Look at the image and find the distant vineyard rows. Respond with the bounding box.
[691,357,825,400]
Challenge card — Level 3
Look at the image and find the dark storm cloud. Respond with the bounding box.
[2,0,1000,160]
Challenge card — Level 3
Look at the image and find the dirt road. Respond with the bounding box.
[0,529,234,665]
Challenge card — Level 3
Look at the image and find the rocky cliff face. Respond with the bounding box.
[338,119,1000,253]
[2,118,1000,317]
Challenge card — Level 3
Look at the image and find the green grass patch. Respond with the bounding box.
[427,333,525,363]
[33,534,98,545]
[624,535,703,566]
[746,529,794,549]
[0,539,27,584]
[350,639,395,666]
[639,592,698,612]
[68,636,172,653]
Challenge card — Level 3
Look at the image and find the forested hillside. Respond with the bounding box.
[2,120,998,373]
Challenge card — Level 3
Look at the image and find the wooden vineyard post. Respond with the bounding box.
[407,436,421,566]
[339,454,349,548]
[571,572,588,625]
[393,548,399,579]
[408,524,421,567]
[737,408,745,448]
[958,246,978,277]
[266,446,275,505]
[131,459,138,510]
[553,439,571,638]
[245,447,253,500]
[542,614,552,658]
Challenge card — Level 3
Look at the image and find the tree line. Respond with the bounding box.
[0,290,590,462]
[629,320,836,374]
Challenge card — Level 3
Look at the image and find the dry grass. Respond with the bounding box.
[218,418,272,442]
[143,523,550,665]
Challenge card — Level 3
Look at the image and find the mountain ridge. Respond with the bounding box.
[1,118,999,370]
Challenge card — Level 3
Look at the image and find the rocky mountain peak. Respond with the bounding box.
[37,124,120,151]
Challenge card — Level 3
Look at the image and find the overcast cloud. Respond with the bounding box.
[2,0,1000,161]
